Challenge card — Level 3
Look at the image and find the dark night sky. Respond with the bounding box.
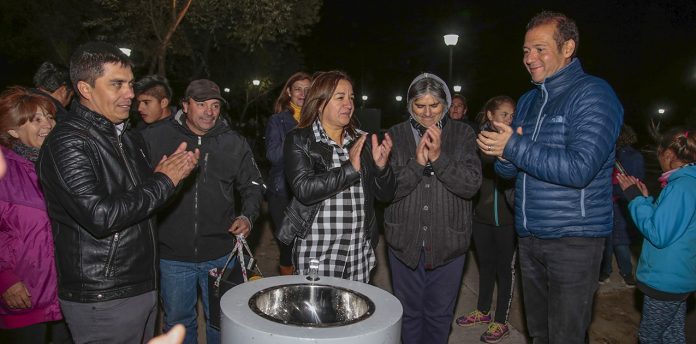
[299,0,696,131]
[1,0,695,136]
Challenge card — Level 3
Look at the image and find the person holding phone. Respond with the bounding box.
[599,125,644,286]
[456,96,516,343]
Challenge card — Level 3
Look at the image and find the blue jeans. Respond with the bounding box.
[160,255,229,344]
[518,236,604,344]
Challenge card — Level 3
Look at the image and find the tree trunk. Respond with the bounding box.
[148,0,193,76]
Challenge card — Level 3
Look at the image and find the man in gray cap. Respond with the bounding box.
[140,79,265,344]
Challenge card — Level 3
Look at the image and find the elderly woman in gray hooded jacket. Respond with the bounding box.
[384,73,481,344]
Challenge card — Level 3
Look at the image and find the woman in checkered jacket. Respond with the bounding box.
[278,71,396,283]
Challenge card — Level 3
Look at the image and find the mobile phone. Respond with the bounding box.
[615,160,627,175]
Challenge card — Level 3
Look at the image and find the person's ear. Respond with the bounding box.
[77,81,92,100]
[7,129,20,139]
[160,98,170,109]
[286,87,292,99]
[562,39,576,58]
[182,101,189,114]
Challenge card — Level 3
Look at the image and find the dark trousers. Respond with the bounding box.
[389,248,465,344]
[0,322,47,344]
[0,320,72,344]
[267,192,293,266]
[59,291,158,344]
[600,237,633,278]
[472,221,517,323]
[518,236,604,344]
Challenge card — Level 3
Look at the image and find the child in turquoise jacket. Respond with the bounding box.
[617,128,696,343]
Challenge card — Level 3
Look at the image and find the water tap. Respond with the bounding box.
[307,259,320,282]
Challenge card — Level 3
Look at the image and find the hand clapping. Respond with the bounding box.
[349,133,393,171]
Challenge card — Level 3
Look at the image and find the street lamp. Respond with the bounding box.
[655,108,666,132]
[395,96,403,102]
[119,48,132,57]
[223,87,230,93]
[453,85,462,93]
[362,95,368,101]
[443,34,459,84]
[252,79,261,86]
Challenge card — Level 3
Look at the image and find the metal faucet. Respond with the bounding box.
[307,259,320,282]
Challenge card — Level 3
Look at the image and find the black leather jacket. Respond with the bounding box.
[278,126,396,246]
[38,103,176,302]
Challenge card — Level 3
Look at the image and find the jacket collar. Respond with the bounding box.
[534,58,584,98]
[73,102,129,134]
[172,109,230,138]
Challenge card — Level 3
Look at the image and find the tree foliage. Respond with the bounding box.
[84,0,321,76]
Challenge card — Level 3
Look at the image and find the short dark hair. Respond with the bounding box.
[135,75,173,101]
[526,11,579,58]
[70,42,133,97]
[33,62,71,93]
[452,94,467,108]
[616,125,638,147]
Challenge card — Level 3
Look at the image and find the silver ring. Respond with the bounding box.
[487,145,492,151]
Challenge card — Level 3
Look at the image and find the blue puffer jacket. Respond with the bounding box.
[630,164,696,294]
[496,59,623,238]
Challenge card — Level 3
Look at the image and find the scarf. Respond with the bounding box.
[408,113,448,137]
[658,162,696,188]
[12,141,40,162]
[290,102,302,123]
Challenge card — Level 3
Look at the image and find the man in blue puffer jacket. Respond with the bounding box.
[478,11,623,343]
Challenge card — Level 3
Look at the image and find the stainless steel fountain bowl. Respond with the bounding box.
[248,283,376,327]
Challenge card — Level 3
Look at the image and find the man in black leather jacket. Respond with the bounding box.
[37,42,198,344]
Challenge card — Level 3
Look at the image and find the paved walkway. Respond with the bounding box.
[252,218,528,343]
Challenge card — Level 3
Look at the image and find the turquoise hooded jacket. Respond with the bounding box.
[630,164,696,294]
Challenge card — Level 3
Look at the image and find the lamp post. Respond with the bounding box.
[395,96,403,102]
[443,34,459,84]
[656,108,666,132]
[453,85,462,93]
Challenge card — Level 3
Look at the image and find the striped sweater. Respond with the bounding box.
[384,120,481,269]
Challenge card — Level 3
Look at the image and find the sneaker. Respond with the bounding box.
[598,273,610,284]
[456,309,491,327]
[480,322,510,343]
[623,274,636,287]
